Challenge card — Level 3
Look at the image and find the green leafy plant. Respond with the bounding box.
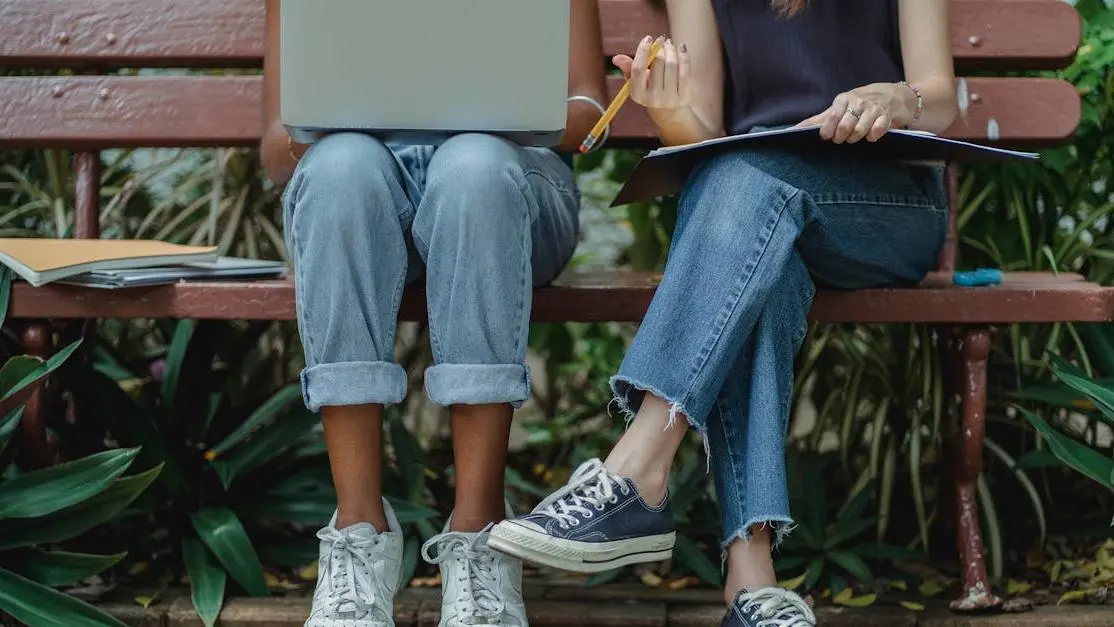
[775,453,918,595]
[65,319,440,626]
[0,269,162,626]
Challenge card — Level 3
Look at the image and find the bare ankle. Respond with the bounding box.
[449,509,505,533]
[336,504,388,533]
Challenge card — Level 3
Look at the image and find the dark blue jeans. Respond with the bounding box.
[611,147,947,550]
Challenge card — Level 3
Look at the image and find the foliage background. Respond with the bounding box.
[0,0,1112,619]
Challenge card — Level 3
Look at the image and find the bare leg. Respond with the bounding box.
[723,526,778,605]
[323,404,388,531]
[604,394,689,505]
[450,403,514,532]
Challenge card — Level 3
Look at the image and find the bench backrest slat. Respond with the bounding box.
[0,75,1079,150]
[0,0,1080,71]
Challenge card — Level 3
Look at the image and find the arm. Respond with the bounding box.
[803,0,958,143]
[260,0,297,186]
[896,0,958,134]
[558,0,611,153]
[649,0,726,146]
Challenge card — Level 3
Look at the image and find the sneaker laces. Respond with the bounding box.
[735,588,816,627]
[532,459,629,530]
[422,525,505,624]
[316,525,382,618]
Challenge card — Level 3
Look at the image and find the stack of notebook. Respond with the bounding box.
[0,239,287,289]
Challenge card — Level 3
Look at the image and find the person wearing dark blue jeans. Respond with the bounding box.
[489,1,959,625]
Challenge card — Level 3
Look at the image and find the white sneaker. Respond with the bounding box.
[305,500,404,627]
[421,514,528,626]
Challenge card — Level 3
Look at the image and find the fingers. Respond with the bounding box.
[627,35,687,109]
[629,36,653,104]
[845,104,881,144]
[819,94,848,140]
[678,42,691,104]
[867,113,891,142]
[646,36,668,97]
[612,54,634,80]
[661,39,679,102]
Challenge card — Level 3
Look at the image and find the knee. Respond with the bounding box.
[424,134,530,223]
[288,133,399,229]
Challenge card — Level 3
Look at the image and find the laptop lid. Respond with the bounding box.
[280,0,571,146]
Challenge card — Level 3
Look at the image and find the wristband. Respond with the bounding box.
[568,95,609,152]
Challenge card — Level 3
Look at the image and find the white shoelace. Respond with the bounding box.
[737,588,816,627]
[532,459,629,530]
[422,525,505,624]
[316,526,382,618]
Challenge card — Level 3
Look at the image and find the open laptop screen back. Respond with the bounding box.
[280,0,571,146]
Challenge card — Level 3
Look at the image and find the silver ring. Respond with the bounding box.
[847,107,862,119]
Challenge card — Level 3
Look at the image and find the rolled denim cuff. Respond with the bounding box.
[424,363,531,408]
[301,361,407,411]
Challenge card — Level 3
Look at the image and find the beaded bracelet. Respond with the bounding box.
[899,81,924,122]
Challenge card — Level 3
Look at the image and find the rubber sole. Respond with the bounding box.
[488,521,675,574]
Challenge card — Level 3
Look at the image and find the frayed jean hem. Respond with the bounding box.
[721,517,796,555]
[609,375,711,463]
[301,361,408,412]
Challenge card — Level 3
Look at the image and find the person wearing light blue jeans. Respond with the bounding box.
[489,1,959,625]
[259,1,608,625]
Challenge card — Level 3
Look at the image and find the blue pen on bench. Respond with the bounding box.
[953,268,1002,287]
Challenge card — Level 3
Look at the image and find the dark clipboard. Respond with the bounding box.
[611,126,1039,207]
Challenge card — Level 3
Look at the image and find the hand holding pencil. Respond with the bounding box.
[581,36,687,153]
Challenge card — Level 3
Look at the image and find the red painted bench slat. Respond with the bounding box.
[0,76,1081,149]
[10,273,1114,324]
[0,0,1080,71]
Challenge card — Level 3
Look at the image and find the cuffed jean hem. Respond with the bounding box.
[425,363,531,408]
[722,516,796,555]
[301,361,408,412]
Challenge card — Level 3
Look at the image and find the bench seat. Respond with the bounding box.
[12,271,1112,324]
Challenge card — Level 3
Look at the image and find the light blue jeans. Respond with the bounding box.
[611,147,947,550]
[283,132,580,411]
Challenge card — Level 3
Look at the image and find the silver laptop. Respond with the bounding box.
[280,0,571,147]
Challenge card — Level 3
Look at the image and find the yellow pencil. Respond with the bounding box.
[579,38,666,154]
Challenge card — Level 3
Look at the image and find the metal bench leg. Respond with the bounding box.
[950,327,1003,612]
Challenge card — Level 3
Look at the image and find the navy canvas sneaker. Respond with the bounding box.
[721,588,816,627]
[488,459,675,573]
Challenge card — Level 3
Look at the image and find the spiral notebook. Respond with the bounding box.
[611,126,1040,207]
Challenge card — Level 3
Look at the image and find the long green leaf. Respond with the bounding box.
[0,340,82,419]
[0,567,128,627]
[672,533,721,586]
[210,407,319,490]
[206,383,302,458]
[183,536,227,627]
[0,407,22,454]
[12,549,127,587]
[1018,408,1114,489]
[0,265,11,328]
[161,320,196,410]
[383,497,441,525]
[827,550,874,583]
[237,492,337,526]
[0,447,138,518]
[1049,357,1114,428]
[0,464,162,550]
[191,507,270,597]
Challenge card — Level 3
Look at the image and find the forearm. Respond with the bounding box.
[649,105,723,146]
[556,88,610,153]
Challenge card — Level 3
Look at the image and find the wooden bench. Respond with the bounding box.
[0,0,1106,612]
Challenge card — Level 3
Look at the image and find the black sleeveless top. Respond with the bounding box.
[711,0,905,135]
